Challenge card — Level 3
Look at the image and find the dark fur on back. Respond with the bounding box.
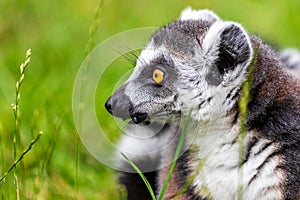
[246,36,300,199]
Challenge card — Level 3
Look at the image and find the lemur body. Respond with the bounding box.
[105,8,300,200]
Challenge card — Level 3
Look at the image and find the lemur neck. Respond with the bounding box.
[186,115,240,159]
[246,38,299,142]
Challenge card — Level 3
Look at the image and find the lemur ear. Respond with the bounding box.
[203,21,253,75]
[180,7,220,22]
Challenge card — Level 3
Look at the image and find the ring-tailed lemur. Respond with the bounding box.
[105,8,300,200]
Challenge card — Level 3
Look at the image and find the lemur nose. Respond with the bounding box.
[105,97,113,114]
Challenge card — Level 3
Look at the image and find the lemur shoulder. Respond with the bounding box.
[105,7,300,200]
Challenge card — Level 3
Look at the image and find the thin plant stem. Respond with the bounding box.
[14,174,20,200]
[0,131,43,182]
[158,109,192,200]
[85,0,104,57]
[121,153,156,200]
[11,48,31,200]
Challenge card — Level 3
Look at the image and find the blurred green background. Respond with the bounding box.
[0,0,299,199]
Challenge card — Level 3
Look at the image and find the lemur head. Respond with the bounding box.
[105,8,253,124]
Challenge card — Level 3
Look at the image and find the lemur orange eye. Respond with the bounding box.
[153,69,164,84]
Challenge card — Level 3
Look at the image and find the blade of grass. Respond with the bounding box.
[158,109,192,200]
[120,152,156,200]
[0,131,43,182]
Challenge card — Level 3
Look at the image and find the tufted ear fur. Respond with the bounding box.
[180,7,220,22]
[202,21,253,76]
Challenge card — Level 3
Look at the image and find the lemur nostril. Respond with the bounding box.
[131,112,148,124]
[105,97,113,114]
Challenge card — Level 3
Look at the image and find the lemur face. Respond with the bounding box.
[105,8,253,124]
[105,50,181,124]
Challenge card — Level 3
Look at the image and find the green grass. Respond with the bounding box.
[121,153,156,200]
[0,0,300,199]
[157,109,192,200]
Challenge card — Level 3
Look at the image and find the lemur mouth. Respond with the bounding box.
[129,112,151,126]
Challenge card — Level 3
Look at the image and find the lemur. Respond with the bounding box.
[105,8,300,200]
